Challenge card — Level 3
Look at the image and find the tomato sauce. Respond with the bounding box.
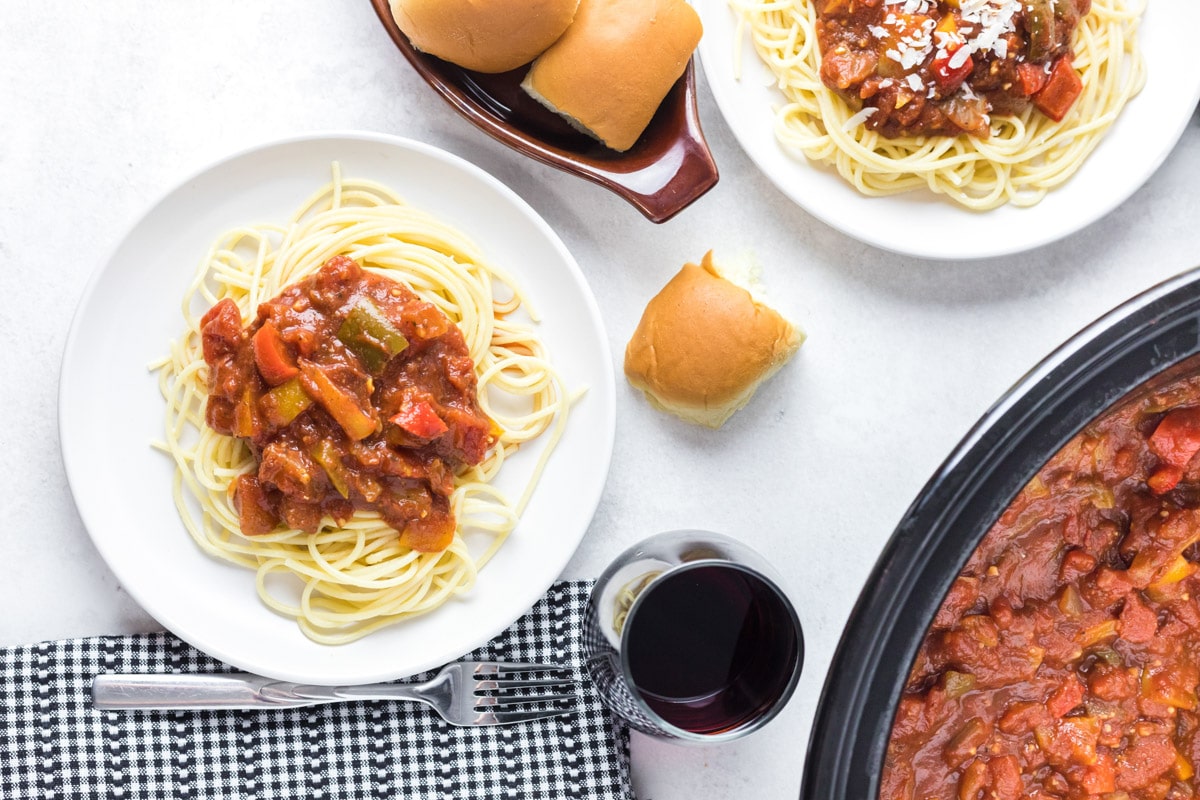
[199,255,496,552]
[815,0,1089,138]
[883,370,1200,800]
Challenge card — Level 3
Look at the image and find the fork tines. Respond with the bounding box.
[471,662,578,725]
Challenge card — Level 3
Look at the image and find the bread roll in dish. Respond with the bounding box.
[389,0,580,74]
[521,0,703,152]
[624,252,804,429]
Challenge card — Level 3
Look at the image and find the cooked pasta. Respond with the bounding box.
[153,165,570,644]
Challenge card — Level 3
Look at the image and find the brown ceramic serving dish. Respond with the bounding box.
[368,0,719,223]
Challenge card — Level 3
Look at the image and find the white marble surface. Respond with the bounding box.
[3,2,1199,798]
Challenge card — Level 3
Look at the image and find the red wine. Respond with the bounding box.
[625,564,801,734]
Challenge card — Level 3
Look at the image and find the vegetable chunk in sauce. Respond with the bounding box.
[200,255,497,552]
[816,0,1090,138]
[882,370,1200,800]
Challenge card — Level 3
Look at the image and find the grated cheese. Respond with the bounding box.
[883,0,933,13]
[871,0,1022,87]
[879,13,937,71]
[957,0,1020,61]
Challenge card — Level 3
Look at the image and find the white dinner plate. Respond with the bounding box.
[695,2,1200,259]
[59,132,616,684]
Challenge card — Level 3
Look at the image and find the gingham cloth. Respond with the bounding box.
[0,580,633,799]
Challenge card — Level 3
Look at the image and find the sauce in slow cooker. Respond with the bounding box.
[882,370,1200,800]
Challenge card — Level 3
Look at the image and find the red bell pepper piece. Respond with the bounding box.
[390,399,449,440]
[931,14,972,93]
[253,322,299,386]
[932,45,973,93]
[1015,62,1049,97]
[1147,406,1200,493]
[1033,56,1083,122]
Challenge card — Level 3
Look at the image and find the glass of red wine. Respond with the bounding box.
[582,530,803,742]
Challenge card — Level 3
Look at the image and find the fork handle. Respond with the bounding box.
[91,673,426,711]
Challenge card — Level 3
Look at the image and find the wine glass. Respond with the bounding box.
[582,530,804,742]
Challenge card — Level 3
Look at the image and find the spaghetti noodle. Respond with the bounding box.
[153,165,570,644]
[731,0,1146,210]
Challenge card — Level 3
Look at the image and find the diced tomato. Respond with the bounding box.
[399,511,456,553]
[1148,465,1184,494]
[389,399,449,441]
[1078,752,1117,794]
[1088,663,1137,702]
[998,700,1049,736]
[1116,734,1178,791]
[929,13,972,92]
[1046,675,1085,718]
[872,13,933,78]
[1032,56,1083,122]
[253,322,299,386]
[821,50,879,91]
[1118,592,1158,643]
[200,298,243,362]
[442,406,498,464]
[1149,407,1200,465]
[233,474,278,536]
[932,45,973,93]
[1147,406,1200,492]
[989,756,1024,800]
[1015,62,1050,97]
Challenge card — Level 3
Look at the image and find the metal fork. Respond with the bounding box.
[91,661,577,726]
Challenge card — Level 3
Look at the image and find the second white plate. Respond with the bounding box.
[696,1,1200,259]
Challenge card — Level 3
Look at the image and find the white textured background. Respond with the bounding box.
[2,1,1199,798]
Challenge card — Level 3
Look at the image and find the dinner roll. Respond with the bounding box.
[389,0,580,74]
[521,0,703,152]
[624,252,804,429]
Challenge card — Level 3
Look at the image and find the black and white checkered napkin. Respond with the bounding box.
[0,580,632,800]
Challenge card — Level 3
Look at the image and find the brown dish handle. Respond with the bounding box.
[368,0,719,223]
[572,63,720,224]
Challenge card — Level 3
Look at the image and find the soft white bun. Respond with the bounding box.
[389,0,580,74]
[520,0,702,152]
[624,252,804,429]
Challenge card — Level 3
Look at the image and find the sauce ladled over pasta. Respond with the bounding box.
[816,0,1090,138]
[201,255,496,553]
